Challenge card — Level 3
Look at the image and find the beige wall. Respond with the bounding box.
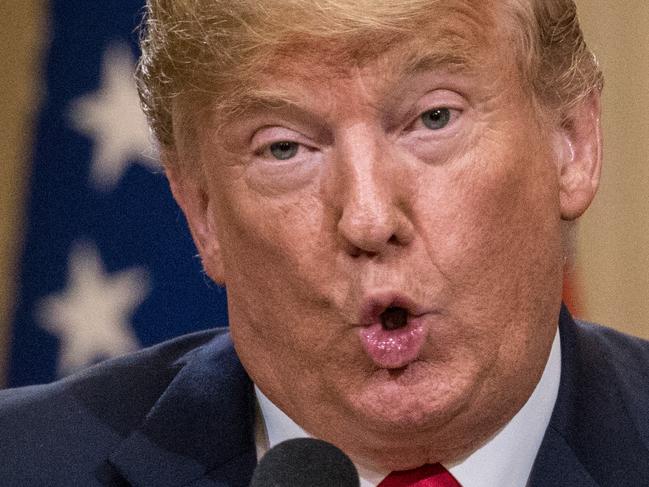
[576,1,649,337]
[0,2,648,384]
[0,0,47,384]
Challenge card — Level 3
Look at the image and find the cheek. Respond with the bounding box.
[212,174,343,331]
[219,194,321,281]
[416,133,561,296]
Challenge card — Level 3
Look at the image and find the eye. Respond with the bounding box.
[269,141,299,160]
[421,108,452,130]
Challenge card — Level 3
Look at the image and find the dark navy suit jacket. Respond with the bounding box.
[2,307,649,486]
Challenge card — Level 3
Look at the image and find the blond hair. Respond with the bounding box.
[136,0,603,165]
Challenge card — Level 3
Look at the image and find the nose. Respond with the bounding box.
[329,127,414,257]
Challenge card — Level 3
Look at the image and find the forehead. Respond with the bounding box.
[212,0,518,118]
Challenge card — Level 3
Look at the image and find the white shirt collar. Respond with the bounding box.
[254,327,561,487]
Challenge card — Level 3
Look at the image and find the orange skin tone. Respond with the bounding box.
[168,2,602,471]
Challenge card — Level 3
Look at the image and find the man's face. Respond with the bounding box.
[173,2,588,470]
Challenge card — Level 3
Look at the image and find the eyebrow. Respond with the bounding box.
[399,47,477,78]
[239,91,304,113]
[225,92,313,129]
[214,90,331,142]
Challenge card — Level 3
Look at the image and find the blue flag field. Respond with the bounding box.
[8,0,228,386]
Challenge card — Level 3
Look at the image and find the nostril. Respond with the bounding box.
[380,307,409,330]
[346,244,378,259]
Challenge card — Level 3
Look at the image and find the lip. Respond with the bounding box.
[355,291,432,369]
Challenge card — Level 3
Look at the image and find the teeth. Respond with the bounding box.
[380,307,409,330]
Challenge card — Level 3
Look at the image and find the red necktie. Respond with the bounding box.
[378,464,462,487]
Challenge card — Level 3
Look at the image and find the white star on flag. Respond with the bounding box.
[69,41,159,192]
[36,241,149,377]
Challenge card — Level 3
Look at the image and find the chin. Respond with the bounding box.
[353,395,456,433]
[342,362,469,433]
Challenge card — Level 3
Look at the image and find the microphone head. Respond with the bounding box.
[250,438,360,487]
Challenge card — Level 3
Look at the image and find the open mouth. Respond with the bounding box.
[359,293,426,328]
[357,295,429,369]
[379,306,410,331]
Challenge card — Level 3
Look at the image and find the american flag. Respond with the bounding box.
[8,0,228,386]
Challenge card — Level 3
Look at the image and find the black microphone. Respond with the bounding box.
[250,438,360,487]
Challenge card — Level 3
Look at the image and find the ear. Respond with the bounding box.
[555,92,603,220]
[164,152,226,285]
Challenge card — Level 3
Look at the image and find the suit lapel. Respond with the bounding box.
[108,332,257,487]
[528,426,598,487]
[528,306,649,486]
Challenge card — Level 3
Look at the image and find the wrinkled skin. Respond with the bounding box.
[168,2,601,471]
